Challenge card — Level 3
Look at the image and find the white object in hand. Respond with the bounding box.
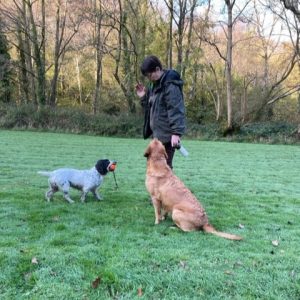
[178,145,189,157]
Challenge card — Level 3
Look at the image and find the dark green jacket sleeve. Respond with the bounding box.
[164,83,185,136]
[140,90,152,139]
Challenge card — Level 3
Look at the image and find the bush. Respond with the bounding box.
[0,103,298,144]
[0,103,144,137]
[0,104,35,128]
[238,122,298,143]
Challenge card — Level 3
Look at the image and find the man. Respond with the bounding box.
[136,55,185,169]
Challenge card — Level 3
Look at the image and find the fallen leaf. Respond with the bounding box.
[138,287,143,297]
[272,240,279,246]
[31,257,38,264]
[290,270,296,279]
[179,261,187,268]
[91,277,101,289]
[224,270,233,275]
[24,272,33,281]
[233,261,243,268]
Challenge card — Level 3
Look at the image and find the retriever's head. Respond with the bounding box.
[144,139,168,160]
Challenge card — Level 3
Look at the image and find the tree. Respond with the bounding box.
[163,0,199,77]
[0,0,297,124]
[224,0,235,130]
[27,0,46,105]
[93,0,104,114]
[0,27,11,102]
[250,0,300,118]
[166,0,173,68]
[1,0,38,104]
[280,0,300,23]
[200,0,251,129]
[108,0,148,113]
[48,0,82,106]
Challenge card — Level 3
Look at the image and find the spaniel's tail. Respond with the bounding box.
[203,224,242,241]
[37,171,52,177]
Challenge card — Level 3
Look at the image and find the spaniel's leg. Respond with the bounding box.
[46,182,58,201]
[80,187,90,203]
[46,188,54,201]
[92,188,102,201]
[61,182,74,203]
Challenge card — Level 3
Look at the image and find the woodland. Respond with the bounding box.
[0,0,299,136]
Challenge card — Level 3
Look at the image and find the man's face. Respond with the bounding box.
[146,67,163,82]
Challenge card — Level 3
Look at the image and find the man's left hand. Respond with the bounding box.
[171,135,180,147]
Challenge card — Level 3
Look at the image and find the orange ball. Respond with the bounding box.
[109,164,116,171]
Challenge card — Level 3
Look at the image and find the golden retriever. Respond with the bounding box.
[144,139,242,240]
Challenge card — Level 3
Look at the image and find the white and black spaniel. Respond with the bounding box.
[38,159,116,203]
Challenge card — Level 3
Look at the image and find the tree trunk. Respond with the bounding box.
[166,0,173,69]
[208,63,222,121]
[75,55,83,106]
[41,0,46,100]
[27,0,46,105]
[182,0,197,79]
[241,78,248,123]
[16,27,30,104]
[93,0,103,114]
[113,0,137,113]
[176,0,187,75]
[190,66,198,102]
[225,0,234,130]
[122,9,135,113]
[49,3,62,106]
[22,0,37,105]
[137,0,147,83]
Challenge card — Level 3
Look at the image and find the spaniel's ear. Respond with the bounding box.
[95,159,109,175]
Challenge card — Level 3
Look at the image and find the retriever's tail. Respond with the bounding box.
[203,224,242,241]
[37,171,52,177]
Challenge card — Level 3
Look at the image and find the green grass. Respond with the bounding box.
[0,130,299,299]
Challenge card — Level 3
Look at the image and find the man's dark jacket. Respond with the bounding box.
[141,69,185,143]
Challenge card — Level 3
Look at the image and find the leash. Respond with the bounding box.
[112,171,119,189]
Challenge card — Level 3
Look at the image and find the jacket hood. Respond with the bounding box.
[160,69,183,87]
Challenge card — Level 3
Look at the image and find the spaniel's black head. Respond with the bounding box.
[95,159,117,175]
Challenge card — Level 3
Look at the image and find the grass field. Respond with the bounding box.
[0,130,299,300]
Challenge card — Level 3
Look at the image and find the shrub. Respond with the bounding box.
[238,122,298,143]
[0,103,298,144]
[0,103,144,137]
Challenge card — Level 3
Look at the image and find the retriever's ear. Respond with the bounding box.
[163,148,168,160]
[144,144,151,158]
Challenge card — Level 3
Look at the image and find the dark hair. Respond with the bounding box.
[140,55,163,76]
[95,159,110,175]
